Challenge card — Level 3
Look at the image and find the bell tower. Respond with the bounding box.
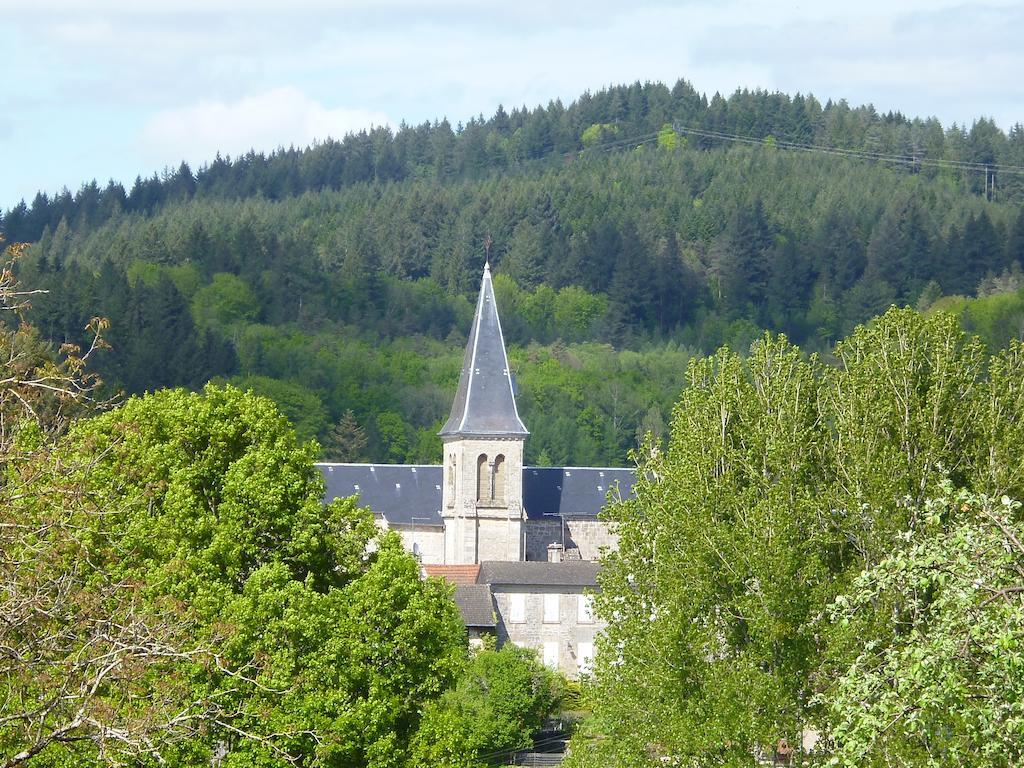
[439,262,528,564]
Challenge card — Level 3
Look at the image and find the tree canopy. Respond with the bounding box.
[826,486,1024,766]
[1,382,469,767]
[572,308,1024,766]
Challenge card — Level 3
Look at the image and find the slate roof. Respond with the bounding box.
[520,467,635,520]
[319,463,444,526]
[477,560,601,588]
[316,463,635,526]
[452,584,497,628]
[439,263,528,438]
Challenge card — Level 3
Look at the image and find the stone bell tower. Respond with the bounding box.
[439,262,528,564]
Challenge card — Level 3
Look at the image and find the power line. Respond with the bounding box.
[552,120,1024,188]
[671,123,1024,177]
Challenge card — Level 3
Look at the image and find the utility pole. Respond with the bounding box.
[410,516,431,561]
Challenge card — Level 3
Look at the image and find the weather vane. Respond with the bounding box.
[484,234,493,265]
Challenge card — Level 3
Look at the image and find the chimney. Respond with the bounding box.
[547,542,564,563]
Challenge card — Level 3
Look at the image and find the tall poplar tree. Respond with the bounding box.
[572,309,1024,767]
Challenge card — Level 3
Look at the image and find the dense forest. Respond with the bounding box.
[3,79,1024,466]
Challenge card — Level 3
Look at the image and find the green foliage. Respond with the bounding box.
[7,79,1024,254]
[656,123,682,151]
[576,309,1024,766]
[581,123,619,148]
[61,384,350,596]
[2,384,470,767]
[0,256,560,768]
[9,82,1024,458]
[411,642,561,767]
[933,286,1024,352]
[191,272,260,330]
[12,97,1024,467]
[825,487,1024,766]
[229,373,328,444]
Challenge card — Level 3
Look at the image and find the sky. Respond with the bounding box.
[3,0,1023,210]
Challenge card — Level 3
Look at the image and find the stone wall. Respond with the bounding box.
[524,518,618,561]
[491,585,603,679]
[476,515,524,561]
[441,435,526,564]
[392,525,445,564]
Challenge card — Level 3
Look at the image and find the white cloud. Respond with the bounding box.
[139,88,391,165]
[50,19,116,45]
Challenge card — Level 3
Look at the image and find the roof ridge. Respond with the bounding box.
[525,465,636,471]
[315,462,441,468]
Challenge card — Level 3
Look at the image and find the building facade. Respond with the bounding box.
[316,263,634,677]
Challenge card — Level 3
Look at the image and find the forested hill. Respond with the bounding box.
[5,79,1024,241]
[4,79,1024,467]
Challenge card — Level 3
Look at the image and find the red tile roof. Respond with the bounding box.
[423,564,481,585]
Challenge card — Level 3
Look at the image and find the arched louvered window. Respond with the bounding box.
[493,454,506,503]
[446,453,456,507]
[476,454,488,502]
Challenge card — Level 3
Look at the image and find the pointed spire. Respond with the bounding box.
[439,263,528,437]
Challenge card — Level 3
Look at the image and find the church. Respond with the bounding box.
[317,263,635,675]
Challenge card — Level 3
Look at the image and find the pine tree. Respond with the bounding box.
[324,410,369,461]
[1006,206,1024,268]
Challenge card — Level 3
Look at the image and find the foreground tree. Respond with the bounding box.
[825,486,1024,766]
[0,241,157,768]
[570,308,1024,767]
[2,379,467,767]
[411,642,561,767]
[3,243,556,767]
[576,335,825,766]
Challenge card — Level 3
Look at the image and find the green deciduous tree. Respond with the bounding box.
[2,383,467,768]
[825,487,1024,766]
[191,271,260,330]
[572,308,1024,767]
[411,643,561,767]
[656,123,682,151]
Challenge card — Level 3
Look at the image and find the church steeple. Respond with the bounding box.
[440,262,528,438]
[440,261,528,564]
